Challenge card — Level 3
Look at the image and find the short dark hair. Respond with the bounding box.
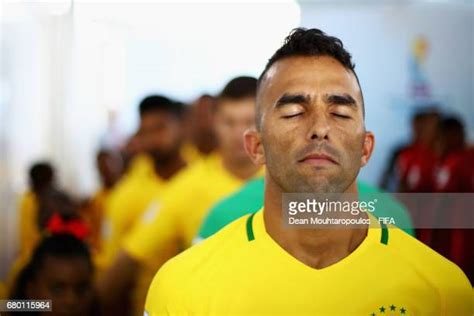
[256,28,364,127]
[29,162,55,192]
[139,95,185,118]
[10,234,92,300]
[439,116,465,134]
[412,107,439,123]
[219,76,257,100]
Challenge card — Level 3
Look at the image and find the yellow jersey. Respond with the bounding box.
[100,155,163,267]
[145,209,473,315]
[126,154,155,180]
[83,187,110,253]
[7,192,41,293]
[17,191,40,257]
[122,153,262,262]
[122,153,258,316]
[100,146,204,267]
[180,142,204,164]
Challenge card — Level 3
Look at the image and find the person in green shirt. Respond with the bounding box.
[195,176,414,242]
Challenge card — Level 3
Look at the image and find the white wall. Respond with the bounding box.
[0,3,107,278]
[0,8,60,276]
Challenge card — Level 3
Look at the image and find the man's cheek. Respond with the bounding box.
[273,124,298,143]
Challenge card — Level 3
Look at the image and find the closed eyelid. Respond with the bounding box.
[280,104,305,115]
[332,112,351,119]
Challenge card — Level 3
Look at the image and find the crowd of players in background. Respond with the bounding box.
[0,76,472,315]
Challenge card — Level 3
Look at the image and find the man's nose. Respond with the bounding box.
[307,112,330,141]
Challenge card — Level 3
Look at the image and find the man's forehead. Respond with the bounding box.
[259,56,361,103]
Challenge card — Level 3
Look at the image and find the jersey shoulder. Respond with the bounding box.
[19,191,37,213]
[146,214,250,312]
[154,212,249,280]
[161,154,217,192]
[387,228,472,308]
[389,228,465,275]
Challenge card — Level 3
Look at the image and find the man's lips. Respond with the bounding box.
[298,153,338,165]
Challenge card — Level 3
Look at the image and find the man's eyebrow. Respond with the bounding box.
[325,94,357,107]
[275,93,310,109]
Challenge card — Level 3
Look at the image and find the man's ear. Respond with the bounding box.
[244,128,265,166]
[361,131,375,167]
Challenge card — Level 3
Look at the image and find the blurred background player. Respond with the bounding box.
[97,96,189,315]
[429,116,473,281]
[396,109,440,193]
[18,162,57,258]
[394,109,441,248]
[184,94,218,158]
[434,116,468,192]
[98,76,263,315]
[9,234,98,316]
[99,95,187,268]
[81,149,123,253]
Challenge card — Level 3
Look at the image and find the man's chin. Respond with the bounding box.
[296,185,334,194]
[298,162,338,173]
[290,175,339,193]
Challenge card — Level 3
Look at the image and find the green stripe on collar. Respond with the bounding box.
[380,223,389,245]
[246,212,256,242]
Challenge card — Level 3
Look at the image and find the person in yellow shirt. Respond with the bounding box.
[99,77,262,315]
[178,95,218,165]
[82,149,123,253]
[184,94,218,157]
[145,28,472,315]
[97,96,189,315]
[8,162,56,291]
[99,96,188,267]
[106,96,226,315]
[17,162,56,258]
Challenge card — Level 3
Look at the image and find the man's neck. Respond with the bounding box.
[221,153,259,180]
[263,176,367,270]
[153,155,187,180]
